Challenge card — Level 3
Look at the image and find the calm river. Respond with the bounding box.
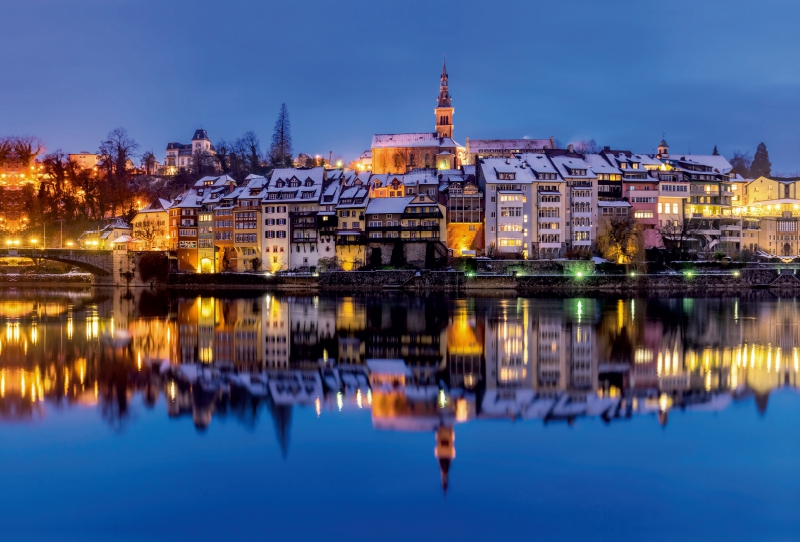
[0,289,798,541]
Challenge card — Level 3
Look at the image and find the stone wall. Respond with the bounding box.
[476,259,595,275]
[319,270,417,289]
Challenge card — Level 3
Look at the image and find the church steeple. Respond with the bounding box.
[437,60,451,107]
[435,60,454,139]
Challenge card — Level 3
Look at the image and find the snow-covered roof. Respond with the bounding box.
[265,167,324,203]
[366,196,413,215]
[479,157,537,184]
[103,217,131,231]
[402,170,440,187]
[548,155,596,179]
[467,138,553,153]
[520,153,559,176]
[668,154,735,174]
[372,133,441,148]
[138,198,172,212]
[337,186,369,208]
[584,154,621,175]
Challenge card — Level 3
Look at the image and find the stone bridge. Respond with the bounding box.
[0,248,117,284]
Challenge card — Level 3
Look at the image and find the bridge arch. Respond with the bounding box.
[0,249,113,276]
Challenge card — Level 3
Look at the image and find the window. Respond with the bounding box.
[658,203,663,213]
[199,239,212,248]
[500,207,522,217]
[634,211,654,219]
[179,229,197,236]
[672,203,678,214]
[499,238,523,247]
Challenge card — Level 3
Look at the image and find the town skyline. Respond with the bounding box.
[2,0,799,171]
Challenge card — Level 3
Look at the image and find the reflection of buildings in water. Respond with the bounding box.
[446,299,484,391]
[4,291,800,440]
[264,295,289,369]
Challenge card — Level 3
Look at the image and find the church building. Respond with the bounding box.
[370,62,465,174]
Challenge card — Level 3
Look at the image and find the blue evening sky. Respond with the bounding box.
[1,0,799,171]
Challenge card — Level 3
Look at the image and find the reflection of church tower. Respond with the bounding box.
[434,424,455,495]
[269,401,293,458]
[435,61,454,139]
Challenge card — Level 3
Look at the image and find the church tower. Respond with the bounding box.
[435,61,454,139]
[657,137,669,159]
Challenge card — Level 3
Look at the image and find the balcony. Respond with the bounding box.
[291,236,317,243]
[289,210,317,217]
[402,225,441,232]
[690,187,719,195]
[336,233,368,245]
[402,211,442,219]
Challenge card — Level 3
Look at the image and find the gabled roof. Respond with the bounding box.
[520,153,559,176]
[479,157,537,184]
[584,153,622,175]
[372,133,441,148]
[139,198,172,212]
[467,138,553,153]
[366,196,414,215]
[548,155,596,179]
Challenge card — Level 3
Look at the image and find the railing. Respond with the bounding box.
[402,212,442,219]
[291,236,317,243]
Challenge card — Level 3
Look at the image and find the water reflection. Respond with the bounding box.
[0,289,798,487]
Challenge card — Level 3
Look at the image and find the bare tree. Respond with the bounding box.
[191,148,213,178]
[296,153,316,168]
[597,214,644,265]
[214,139,231,173]
[658,219,698,259]
[730,151,752,178]
[140,151,157,176]
[572,139,600,154]
[98,128,139,216]
[392,148,410,173]
[13,136,46,166]
[241,131,262,173]
[269,103,292,168]
[133,217,164,250]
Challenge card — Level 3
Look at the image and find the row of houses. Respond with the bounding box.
[130,166,480,273]
[125,140,800,271]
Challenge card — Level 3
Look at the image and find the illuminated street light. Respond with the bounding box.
[66,241,74,247]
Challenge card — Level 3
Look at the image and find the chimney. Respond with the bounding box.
[603,146,611,152]
[567,143,574,153]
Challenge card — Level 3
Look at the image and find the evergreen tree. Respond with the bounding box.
[269,103,293,168]
[712,145,719,156]
[750,142,772,178]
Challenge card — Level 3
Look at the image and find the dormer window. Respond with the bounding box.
[305,179,313,187]
[289,179,300,188]
[276,181,285,188]
[497,172,516,181]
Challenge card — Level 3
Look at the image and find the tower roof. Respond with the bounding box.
[192,129,210,141]
[659,139,668,147]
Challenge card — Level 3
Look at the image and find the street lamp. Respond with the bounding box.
[30,238,38,248]
[66,241,74,248]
